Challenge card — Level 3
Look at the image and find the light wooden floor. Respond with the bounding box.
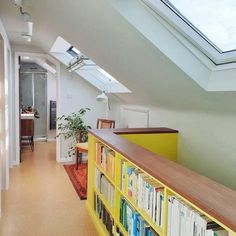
[0,142,98,236]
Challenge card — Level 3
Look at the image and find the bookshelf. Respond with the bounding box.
[86,128,236,236]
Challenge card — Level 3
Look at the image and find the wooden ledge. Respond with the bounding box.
[89,127,236,232]
[113,127,178,134]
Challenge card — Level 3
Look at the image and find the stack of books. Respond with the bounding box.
[94,193,115,236]
[167,196,229,236]
[120,160,164,227]
[96,143,115,178]
[120,197,159,236]
[95,167,115,208]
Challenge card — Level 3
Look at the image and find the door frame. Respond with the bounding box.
[14,52,61,165]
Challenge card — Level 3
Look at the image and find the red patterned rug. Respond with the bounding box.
[64,163,87,200]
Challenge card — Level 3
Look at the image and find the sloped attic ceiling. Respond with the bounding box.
[1,0,236,112]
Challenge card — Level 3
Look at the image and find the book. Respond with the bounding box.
[120,164,165,228]
[96,143,115,179]
[167,196,230,236]
[94,193,114,236]
[119,196,160,236]
[95,167,115,209]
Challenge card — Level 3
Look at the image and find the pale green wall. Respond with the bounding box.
[146,106,236,190]
[116,104,236,190]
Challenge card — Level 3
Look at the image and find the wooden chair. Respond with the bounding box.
[97,119,115,129]
[75,119,115,169]
[75,130,88,169]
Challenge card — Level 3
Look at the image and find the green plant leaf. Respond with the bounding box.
[57,108,91,156]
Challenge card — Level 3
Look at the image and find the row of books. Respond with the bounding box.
[94,193,114,236]
[120,160,164,227]
[95,167,115,208]
[167,196,230,236]
[120,197,159,236]
[96,143,115,179]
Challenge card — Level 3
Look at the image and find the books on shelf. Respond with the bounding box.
[95,167,115,209]
[94,192,115,236]
[120,196,160,236]
[91,141,235,236]
[167,196,230,236]
[120,160,164,227]
[96,143,115,179]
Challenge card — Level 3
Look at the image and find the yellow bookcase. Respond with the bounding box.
[86,128,236,236]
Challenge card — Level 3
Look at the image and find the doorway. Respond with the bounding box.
[20,63,47,140]
[14,52,60,164]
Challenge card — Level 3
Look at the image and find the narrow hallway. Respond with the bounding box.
[0,142,98,236]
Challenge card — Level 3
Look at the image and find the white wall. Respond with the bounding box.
[47,73,57,141]
[119,104,236,190]
[0,18,12,217]
[58,66,108,162]
[10,51,16,166]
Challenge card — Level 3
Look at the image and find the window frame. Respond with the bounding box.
[142,0,236,65]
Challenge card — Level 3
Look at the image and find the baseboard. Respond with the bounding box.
[47,138,56,142]
[34,137,47,142]
[58,154,87,164]
[58,157,73,163]
[12,160,19,166]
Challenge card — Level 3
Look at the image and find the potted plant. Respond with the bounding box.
[56,108,91,157]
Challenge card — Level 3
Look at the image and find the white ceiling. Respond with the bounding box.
[1,0,236,111]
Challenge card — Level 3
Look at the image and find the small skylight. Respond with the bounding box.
[50,36,131,93]
[164,0,236,52]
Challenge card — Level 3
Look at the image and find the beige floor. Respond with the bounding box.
[0,142,98,236]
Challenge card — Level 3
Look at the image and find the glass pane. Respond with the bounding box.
[21,73,33,108]
[165,0,236,52]
[34,73,47,138]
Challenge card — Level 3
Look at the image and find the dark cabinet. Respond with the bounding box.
[21,119,34,136]
[49,100,56,130]
[21,118,34,152]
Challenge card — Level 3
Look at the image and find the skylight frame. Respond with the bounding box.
[142,0,236,65]
[50,36,131,93]
[97,68,117,83]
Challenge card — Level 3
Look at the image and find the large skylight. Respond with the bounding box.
[142,0,236,64]
[163,0,236,52]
